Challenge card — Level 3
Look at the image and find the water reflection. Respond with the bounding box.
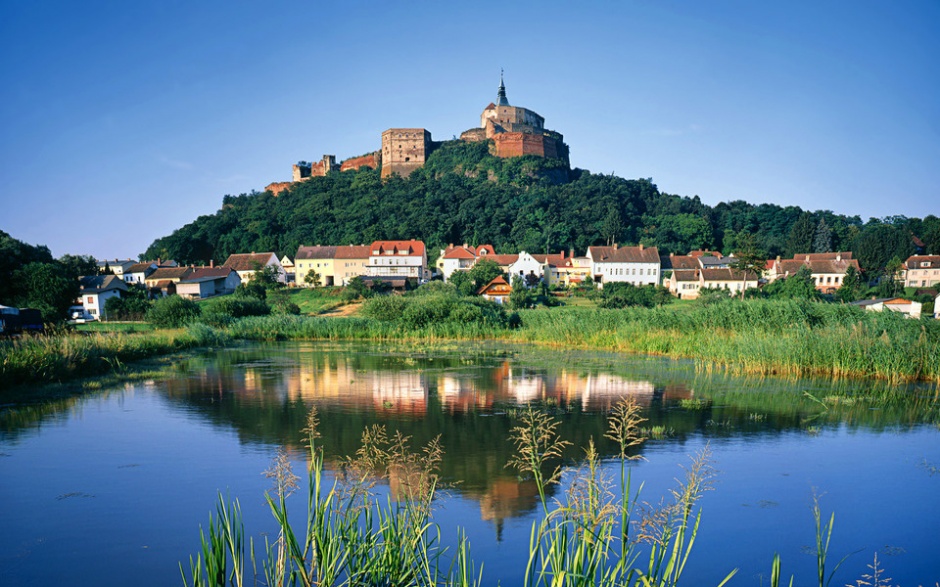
[2,341,939,586]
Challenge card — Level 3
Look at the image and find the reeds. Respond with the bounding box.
[182,406,477,587]
[0,324,230,390]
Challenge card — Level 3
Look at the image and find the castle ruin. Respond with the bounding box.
[265,74,568,195]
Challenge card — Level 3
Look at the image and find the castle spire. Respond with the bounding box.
[496,69,509,106]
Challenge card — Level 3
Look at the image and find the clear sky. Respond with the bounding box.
[2,1,938,260]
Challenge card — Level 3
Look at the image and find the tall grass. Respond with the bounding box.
[182,399,744,587]
[0,324,230,390]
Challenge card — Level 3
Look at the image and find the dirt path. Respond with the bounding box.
[319,302,362,317]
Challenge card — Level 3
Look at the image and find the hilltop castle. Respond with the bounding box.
[265,74,568,195]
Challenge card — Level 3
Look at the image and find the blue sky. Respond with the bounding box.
[1,1,937,260]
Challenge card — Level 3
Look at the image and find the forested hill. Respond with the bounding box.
[144,140,938,274]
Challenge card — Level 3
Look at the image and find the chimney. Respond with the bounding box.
[639,243,644,251]
[613,243,618,250]
[836,253,842,261]
[210,259,214,268]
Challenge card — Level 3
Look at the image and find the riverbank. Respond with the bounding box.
[3,298,937,391]
[0,323,227,391]
[226,299,940,384]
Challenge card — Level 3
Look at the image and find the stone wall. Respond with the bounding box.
[340,152,380,172]
[492,132,565,160]
[265,182,293,196]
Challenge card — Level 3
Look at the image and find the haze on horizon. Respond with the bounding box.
[1,1,937,260]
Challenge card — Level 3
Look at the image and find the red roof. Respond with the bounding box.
[335,245,371,259]
[442,246,476,260]
[223,253,278,272]
[369,240,426,256]
[477,275,511,295]
[589,245,660,264]
[904,255,940,269]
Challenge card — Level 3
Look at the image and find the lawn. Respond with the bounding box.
[287,287,348,315]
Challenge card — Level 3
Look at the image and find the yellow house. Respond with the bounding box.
[295,245,371,286]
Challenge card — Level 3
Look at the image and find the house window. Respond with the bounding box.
[87,296,94,304]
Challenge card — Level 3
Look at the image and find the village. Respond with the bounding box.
[71,241,940,322]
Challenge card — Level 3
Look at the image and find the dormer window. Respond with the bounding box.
[921,261,932,268]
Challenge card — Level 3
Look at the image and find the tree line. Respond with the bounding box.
[143,141,938,276]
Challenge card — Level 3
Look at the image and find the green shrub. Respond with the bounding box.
[147,295,201,328]
[361,296,408,321]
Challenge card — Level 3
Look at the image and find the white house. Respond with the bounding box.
[123,262,158,284]
[439,244,497,282]
[97,259,137,278]
[507,251,546,284]
[851,297,923,319]
[368,240,428,283]
[78,275,128,320]
[902,255,940,288]
[223,252,286,284]
[587,244,661,287]
[176,267,242,299]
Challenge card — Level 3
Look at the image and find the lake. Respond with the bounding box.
[1,341,938,586]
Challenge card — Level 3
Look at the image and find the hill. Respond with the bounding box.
[143,141,938,273]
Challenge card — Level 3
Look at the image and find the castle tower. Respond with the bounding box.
[381,128,432,178]
[496,69,509,106]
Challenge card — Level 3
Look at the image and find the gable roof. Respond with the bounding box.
[295,246,337,260]
[147,267,194,281]
[79,274,129,293]
[441,246,477,260]
[588,245,660,264]
[530,252,567,267]
[790,252,853,261]
[701,268,760,282]
[126,262,157,274]
[776,258,860,275]
[477,275,511,295]
[662,255,700,270]
[335,245,371,259]
[488,254,519,266]
[904,255,940,269]
[370,240,426,256]
[180,267,238,282]
[223,253,278,271]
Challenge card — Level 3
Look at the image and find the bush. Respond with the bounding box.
[198,294,269,327]
[361,296,408,321]
[147,295,201,328]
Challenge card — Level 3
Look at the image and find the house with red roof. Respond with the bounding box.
[901,255,940,288]
[587,244,661,288]
[223,252,286,284]
[367,240,428,283]
[176,266,241,299]
[767,252,859,294]
[438,244,497,281]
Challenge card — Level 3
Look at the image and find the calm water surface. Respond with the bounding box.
[1,341,938,586]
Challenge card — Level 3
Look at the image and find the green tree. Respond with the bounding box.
[728,232,766,300]
[765,265,818,299]
[12,262,80,322]
[58,254,98,279]
[509,276,535,310]
[813,219,833,253]
[448,270,476,296]
[304,270,322,288]
[785,213,816,257]
[467,259,504,291]
[147,295,201,327]
[104,285,150,321]
[343,276,371,301]
[600,205,622,246]
[836,265,862,303]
